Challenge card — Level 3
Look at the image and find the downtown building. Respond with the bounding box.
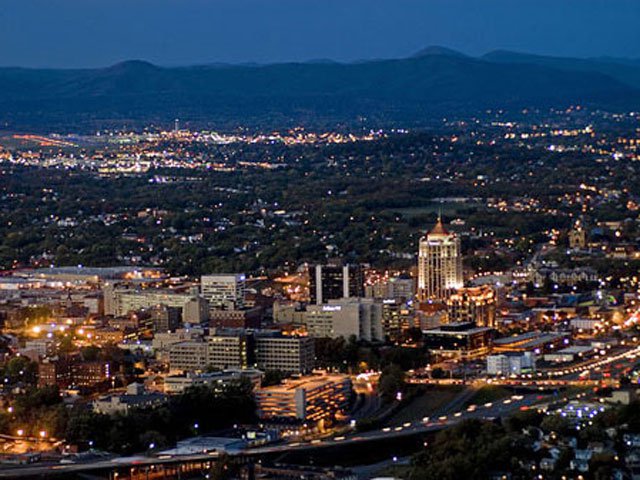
[309,261,365,305]
[446,285,496,328]
[255,373,352,423]
[103,284,196,317]
[38,356,111,389]
[168,330,315,374]
[304,298,384,342]
[201,274,246,310]
[417,218,463,302]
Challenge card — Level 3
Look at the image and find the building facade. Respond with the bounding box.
[255,335,315,373]
[309,262,365,305]
[201,274,246,310]
[304,298,383,341]
[417,218,463,302]
[255,374,352,423]
[446,286,496,327]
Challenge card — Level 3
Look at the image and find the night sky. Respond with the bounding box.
[2,0,639,68]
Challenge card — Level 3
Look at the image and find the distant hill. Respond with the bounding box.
[482,50,640,90]
[1,48,639,131]
[411,46,468,58]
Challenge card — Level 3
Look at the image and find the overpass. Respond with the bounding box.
[0,389,587,479]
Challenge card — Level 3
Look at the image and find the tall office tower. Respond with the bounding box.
[201,274,246,310]
[417,217,463,302]
[309,261,365,305]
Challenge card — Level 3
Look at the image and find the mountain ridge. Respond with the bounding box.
[1,48,639,131]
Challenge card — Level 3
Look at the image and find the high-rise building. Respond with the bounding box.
[446,286,496,328]
[380,299,413,341]
[304,298,383,342]
[417,217,463,301]
[201,274,246,310]
[309,262,365,305]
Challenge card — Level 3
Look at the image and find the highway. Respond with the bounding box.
[4,335,638,478]
[407,341,640,389]
[0,389,587,479]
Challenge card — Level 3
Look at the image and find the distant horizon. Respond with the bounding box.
[2,45,640,70]
[2,0,639,69]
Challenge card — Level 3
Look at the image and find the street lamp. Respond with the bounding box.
[16,429,24,437]
[39,431,47,438]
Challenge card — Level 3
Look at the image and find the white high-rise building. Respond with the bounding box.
[418,217,463,302]
[201,274,246,310]
[304,298,383,342]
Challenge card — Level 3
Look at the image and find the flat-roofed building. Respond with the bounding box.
[487,352,536,376]
[207,333,252,370]
[255,373,352,423]
[168,340,209,372]
[38,356,111,389]
[543,345,595,363]
[570,317,603,334]
[163,369,263,394]
[93,383,167,415]
[309,262,365,305]
[255,335,315,374]
[106,288,193,317]
[422,322,493,359]
[183,295,209,324]
[304,298,383,341]
[493,331,570,354]
[380,299,413,341]
[201,274,246,310]
[209,306,263,329]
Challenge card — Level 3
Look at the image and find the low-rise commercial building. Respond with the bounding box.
[163,369,263,394]
[38,356,111,389]
[543,345,595,363]
[493,331,570,354]
[422,322,493,359]
[93,383,167,414]
[487,352,536,376]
